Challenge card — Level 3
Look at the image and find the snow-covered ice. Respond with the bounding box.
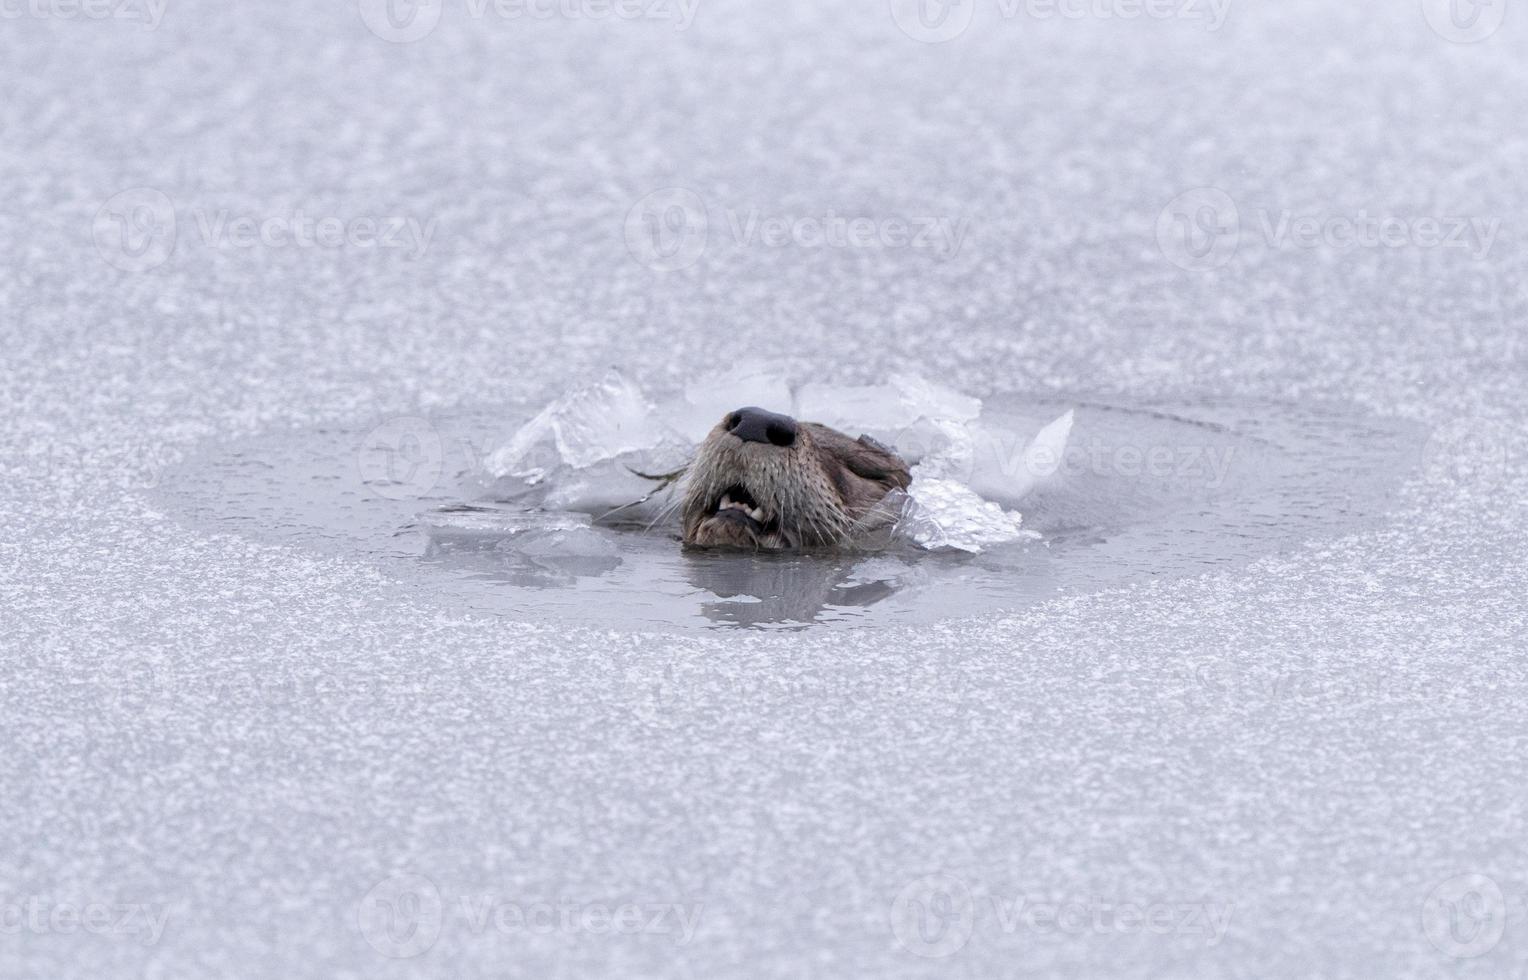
[3,2,1526,978]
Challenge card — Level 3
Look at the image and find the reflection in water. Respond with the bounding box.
[423,535,623,589]
[416,507,1059,628]
[418,504,929,627]
[419,504,625,588]
[684,553,918,628]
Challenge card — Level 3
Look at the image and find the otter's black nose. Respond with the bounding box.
[726,407,798,448]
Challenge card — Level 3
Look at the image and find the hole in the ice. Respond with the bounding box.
[151,372,1425,631]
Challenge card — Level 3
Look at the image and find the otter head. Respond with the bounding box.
[681,406,912,551]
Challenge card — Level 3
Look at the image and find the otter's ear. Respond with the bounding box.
[804,423,914,491]
[844,434,912,490]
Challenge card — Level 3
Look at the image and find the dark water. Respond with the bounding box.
[152,394,1423,630]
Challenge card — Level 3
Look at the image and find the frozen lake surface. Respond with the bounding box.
[3,1,1526,977]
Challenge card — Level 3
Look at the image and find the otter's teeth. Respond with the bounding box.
[715,492,766,523]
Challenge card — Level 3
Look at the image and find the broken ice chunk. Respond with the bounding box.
[912,410,1075,507]
[888,374,982,423]
[792,374,977,434]
[793,382,911,432]
[897,417,975,476]
[508,526,621,560]
[422,505,589,539]
[894,476,1033,553]
[486,369,683,481]
[539,458,685,515]
[421,506,620,557]
[967,410,1075,506]
[796,375,983,458]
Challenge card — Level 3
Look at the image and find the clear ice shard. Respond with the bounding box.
[486,369,685,482]
[482,372,1072,552]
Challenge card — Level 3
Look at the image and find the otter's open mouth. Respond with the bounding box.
[708,484,779,536]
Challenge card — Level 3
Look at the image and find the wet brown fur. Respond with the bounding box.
[680,415,912,551]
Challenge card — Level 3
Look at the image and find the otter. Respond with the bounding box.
[680,407,912,551]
